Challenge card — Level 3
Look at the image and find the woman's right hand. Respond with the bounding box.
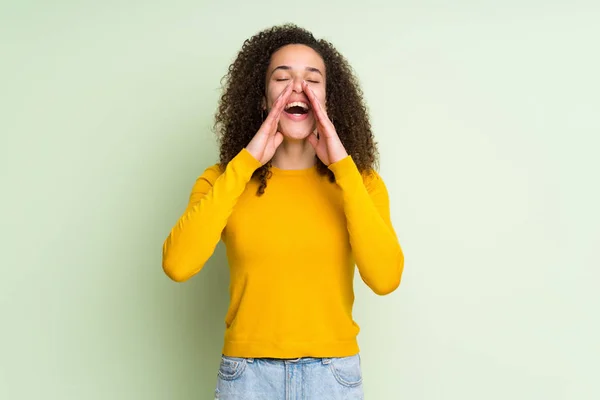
[245,82,293,165]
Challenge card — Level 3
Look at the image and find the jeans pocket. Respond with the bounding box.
[217,356,247,381]
[328,354,363,388]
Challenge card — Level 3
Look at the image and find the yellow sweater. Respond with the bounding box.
[162,148,404,358]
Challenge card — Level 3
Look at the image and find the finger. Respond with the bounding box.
[265,83,291,122]
[274,82,294,118]
[302,80,319,112]
[261,85,292,137]
[271,86,293,134]
[271,82,294,119]
[302,80,331,126]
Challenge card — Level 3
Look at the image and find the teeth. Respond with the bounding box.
[285,102,309,111]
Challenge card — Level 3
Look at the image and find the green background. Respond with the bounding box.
[1,1,598,399]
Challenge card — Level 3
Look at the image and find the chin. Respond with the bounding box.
[281,129,313,140]
[278,118,315,141]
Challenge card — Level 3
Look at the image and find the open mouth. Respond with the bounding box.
[284,101,310,116]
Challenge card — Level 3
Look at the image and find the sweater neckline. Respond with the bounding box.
[270,164,319,176]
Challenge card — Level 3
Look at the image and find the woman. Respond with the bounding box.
[162,24,404,399]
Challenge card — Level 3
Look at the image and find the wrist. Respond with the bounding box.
[329,146,348,165]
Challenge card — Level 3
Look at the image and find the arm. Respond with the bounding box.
[162,149,261,282]
[329,156,404,295]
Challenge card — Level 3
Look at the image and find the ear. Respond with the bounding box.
[261,96,267,111]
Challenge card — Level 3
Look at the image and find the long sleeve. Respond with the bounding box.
[162,148,261,282]
[328,156,404,295]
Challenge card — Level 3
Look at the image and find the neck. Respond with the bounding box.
[271,137,316,170]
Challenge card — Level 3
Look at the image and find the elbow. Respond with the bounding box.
[162,255,196,283]
[161,236,201,282]
[369,250,404,296]
[162,237,211,282]
[371,275,401,296]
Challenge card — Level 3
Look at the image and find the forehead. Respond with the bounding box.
[268,44,325,74]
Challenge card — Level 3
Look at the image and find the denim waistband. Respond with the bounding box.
[239,357,334,365]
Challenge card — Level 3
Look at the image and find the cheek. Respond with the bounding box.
[266,84,286,108]
[312,87,327,107]
[320,94,327,107]
[265,93,276,108]
[269,87,280,103]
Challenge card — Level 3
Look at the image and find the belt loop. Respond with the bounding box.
[321,358,331,365]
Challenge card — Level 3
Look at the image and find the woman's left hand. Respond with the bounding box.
[303,80,348,166]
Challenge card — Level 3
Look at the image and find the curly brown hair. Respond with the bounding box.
[214,24,379,195]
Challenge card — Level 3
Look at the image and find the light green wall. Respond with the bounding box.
[1,1,598,399]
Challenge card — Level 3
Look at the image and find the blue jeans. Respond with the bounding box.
[214,354,364,399]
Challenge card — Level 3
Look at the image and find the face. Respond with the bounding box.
[263,44,326,140]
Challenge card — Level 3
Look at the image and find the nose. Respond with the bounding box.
[292,76,303,93]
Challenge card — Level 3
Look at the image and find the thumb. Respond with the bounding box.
[307,132,318,149]
[273,131,284,149]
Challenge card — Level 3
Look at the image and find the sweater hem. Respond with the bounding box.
[222,339,360,358]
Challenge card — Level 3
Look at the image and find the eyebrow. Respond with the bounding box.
[270,65,324,77]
